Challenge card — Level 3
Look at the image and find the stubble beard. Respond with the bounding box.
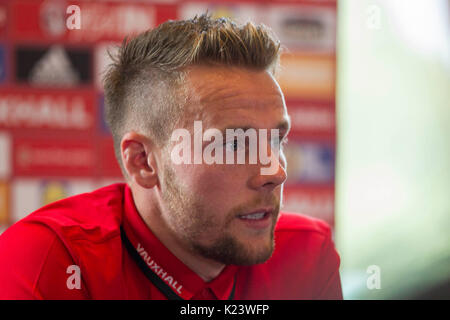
[161,166,280,266]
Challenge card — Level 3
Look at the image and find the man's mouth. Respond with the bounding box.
[237,208,273,228]
[239,212,268,220]
[238,210,271,220]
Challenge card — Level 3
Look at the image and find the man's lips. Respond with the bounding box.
[238,208,274,219]
[237,208,274,229]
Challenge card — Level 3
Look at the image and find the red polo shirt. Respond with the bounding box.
[0,183,343,300]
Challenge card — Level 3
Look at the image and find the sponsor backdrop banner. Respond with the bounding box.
[0,0,337,233]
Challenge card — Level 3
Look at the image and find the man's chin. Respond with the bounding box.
[192,234,275,266]
[235,246,274,266]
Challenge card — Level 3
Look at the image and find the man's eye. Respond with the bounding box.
[224,139,240,152]
[224,138,248,152]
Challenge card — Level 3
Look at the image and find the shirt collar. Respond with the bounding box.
[122,184,238,300]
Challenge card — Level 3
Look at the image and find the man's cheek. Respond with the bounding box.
[196,164,235,186]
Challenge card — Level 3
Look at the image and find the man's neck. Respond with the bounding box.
[132,187,226,282]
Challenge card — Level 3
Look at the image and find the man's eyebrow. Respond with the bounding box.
[219,116,291,134]
[221,126,255,132]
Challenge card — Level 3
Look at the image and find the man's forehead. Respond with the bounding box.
[178,65,289,132]
[184,65,284,107]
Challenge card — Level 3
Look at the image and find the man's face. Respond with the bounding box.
[159,66,290,266]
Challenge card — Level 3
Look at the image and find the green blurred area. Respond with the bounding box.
[336,0,450,299]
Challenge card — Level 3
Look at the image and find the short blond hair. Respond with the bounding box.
[103,14,281,175]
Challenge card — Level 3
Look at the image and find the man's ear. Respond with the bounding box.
[121,132,159,189]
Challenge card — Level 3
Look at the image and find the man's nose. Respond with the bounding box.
[248,147,287,191]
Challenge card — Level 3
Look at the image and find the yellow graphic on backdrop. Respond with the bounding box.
[42,181,67,206]
[0,182,9,225]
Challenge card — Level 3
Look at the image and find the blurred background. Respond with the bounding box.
[0,0,448,299]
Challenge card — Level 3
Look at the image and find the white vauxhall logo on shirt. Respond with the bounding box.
[136,242,183,294]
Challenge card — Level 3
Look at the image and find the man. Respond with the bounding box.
[0,15,342,300]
